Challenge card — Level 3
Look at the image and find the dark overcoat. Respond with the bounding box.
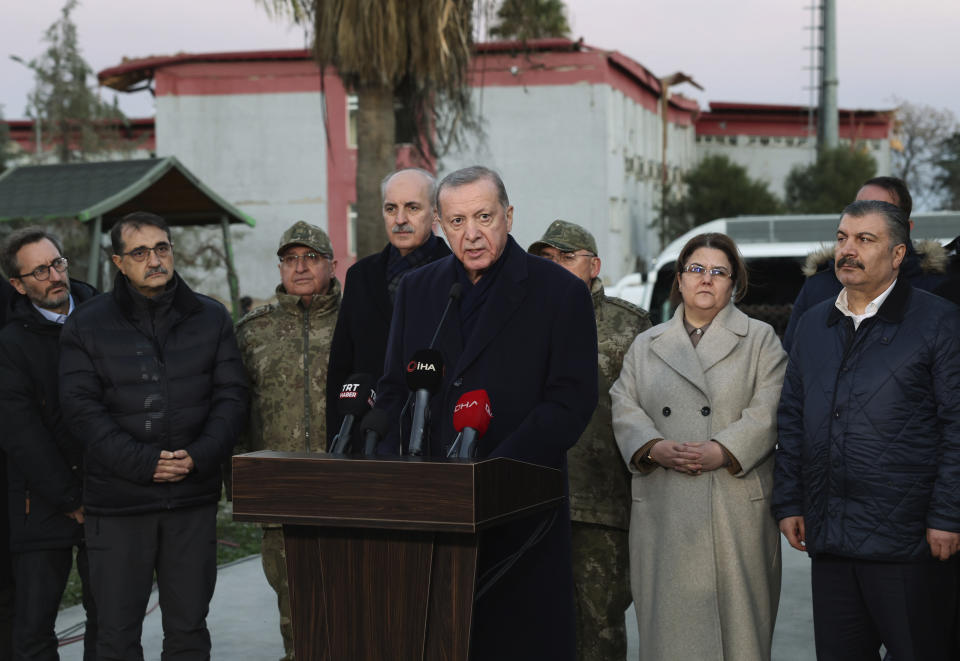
[0,280,97,551]
[376,236,598,660]
[325,239,450,447]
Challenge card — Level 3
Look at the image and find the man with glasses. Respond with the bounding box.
[0,228,98,660]
[59,212,248,660]
[326,168,450,448]
[235,221,340,661]
[529,220,650,661]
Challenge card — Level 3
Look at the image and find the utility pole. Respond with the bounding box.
[817,0,838,150]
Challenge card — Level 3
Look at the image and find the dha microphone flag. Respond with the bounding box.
[453,390,492,459]
[405,349,444,456]
[330,373,376,453]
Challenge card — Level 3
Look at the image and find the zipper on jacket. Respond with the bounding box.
[302,307,311,452]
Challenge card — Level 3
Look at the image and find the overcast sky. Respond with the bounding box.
[3,0,959,121]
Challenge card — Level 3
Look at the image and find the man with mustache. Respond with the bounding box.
[0,228,98,660]
[59,212,248,660]
[782,177,947,351]
[326,168,450,447]
[774,200,960,660]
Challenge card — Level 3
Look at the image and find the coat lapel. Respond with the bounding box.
[365,244,394,324]
[453,239,527,376]
[696,302,748,373]
[650,305,709,395]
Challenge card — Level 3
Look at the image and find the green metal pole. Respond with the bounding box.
[86,215,102,287]
[220,214,241,321]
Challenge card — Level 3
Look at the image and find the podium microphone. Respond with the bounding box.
[330,373,376,454]
[405,349,444,456]
[359,408,390,456]
[453,390,493,459]
[429,282,462,348]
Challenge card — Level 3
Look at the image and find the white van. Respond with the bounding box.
[609,212,958,332]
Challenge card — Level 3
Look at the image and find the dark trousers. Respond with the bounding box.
[11,546,96,661]
[0,552,12,661]
[85,505,217,661]
[811,554,958,661]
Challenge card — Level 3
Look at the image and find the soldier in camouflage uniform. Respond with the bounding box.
[235,221,341,661]
[530,220,650,661]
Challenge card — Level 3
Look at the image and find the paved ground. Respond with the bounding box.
[56,540,816,660]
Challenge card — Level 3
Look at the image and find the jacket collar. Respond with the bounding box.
[650,301,747,394]
[450,235,528,376]
[274,278,341,316]
[826,276,911,327]
[590,278,604,312]
[8,278,98,329]
[112,270,201,321]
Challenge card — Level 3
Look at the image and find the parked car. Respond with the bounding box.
[609,212,958,335]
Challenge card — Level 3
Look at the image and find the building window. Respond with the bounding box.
[347,95,359,148]
[347,204,357,256]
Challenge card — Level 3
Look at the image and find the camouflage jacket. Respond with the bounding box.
[236,280,341,455]
[568,280,651,529]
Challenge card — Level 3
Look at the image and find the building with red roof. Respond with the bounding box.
[3,40,894,300]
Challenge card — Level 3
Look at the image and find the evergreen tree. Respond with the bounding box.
[655,155,782,244]
[0,107,10,173]
[935,132,960,210]
[12,0,125,163]
[784,146,876,214]
[490,0,571,41]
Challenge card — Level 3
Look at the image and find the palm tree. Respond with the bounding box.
[258,0,476,258]
[490,0,570,41]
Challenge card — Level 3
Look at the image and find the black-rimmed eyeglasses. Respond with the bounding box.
[119,242,174,262]
[16,257,68,281]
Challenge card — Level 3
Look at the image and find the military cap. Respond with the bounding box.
[528,219,598,256]
[278,221,334,258]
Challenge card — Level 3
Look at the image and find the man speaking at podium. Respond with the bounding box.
[375,166,598,659]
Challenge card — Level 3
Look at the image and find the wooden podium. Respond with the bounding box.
[232,451,563,660]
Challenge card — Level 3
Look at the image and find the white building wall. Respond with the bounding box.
[696,135,891,199]
[601,87,698,278]
[156,92,328,301]
[439,84,609,272]
[440,84,696,285]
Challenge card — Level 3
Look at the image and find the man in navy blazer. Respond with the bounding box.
[326,168,450,448]
[375,166,599,659]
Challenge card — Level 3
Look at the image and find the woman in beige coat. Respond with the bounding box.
[611,232,787,661]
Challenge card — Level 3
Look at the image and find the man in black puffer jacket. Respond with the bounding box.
[773,200,960,661]
[60,212,248,661]
[0,228,98,660]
